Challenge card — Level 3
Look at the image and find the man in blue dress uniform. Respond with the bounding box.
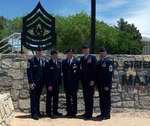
[27,46,45,120]
[96,47,114,120]
[62,49,80,117]
[45,50,62,117]
[80,45,97,119]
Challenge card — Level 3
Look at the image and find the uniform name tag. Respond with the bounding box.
[102,63,106,67]
[50,67,54,69]
[87,58,92,63]
[33,65,37,67]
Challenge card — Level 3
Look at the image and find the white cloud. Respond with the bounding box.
[96,0,129,12]
[49,0,150,37]
[96,0,150,37]
[126,1,150,37]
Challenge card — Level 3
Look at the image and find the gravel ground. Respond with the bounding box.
[9,111,150,126]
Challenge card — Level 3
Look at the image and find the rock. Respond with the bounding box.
[12,80,23,90]
[10,89,20,101]
[123,101,134,108]
[139,96,150,106]
[111,102,122,108]
[40,101,46,113]
[0,93,14,126]
[13,101,18,109]
[0,68,7,76]
[18,99,30,110]
[20,61,27,69]
[12,61,20,69]
[19,90,30,99]
[23,79,29,90]
[7,69,24,79]
[1,59,13,69]
[122,93,135,101]
[111,94,121,102]
[0,77,12,87]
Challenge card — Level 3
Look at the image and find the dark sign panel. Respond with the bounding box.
[21,2,56,51]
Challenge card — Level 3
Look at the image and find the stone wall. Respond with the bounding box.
[0,54,150,114]
[0,93,14,126]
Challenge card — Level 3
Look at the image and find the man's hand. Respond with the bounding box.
[29,83,36,90]
[104,86,109,91]
[90,81,94,86]
[48,86,53,91]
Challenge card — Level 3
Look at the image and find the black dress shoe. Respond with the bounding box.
[64,113,72,117]
[81,113,86,117]
[96,114,103,118]
[47,114,53,118]
[71,114,76,118]
[102,116,110,120]
[53,112,63,116]
[85,115,92,119]
[32,115,39,120]
[38,113,43,118]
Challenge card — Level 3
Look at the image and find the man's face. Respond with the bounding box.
[35,51,42,57]
[99,51,107,58]
[51,53,58,59]
[82,48,90,55]
[67,52,73,58]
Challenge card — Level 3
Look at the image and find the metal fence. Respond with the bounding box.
[0,33,21,54]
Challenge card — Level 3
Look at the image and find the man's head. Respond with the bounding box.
[99,47,107,58]
[82,44,90,55]
[51,50,58,59]
[66,49,74,59]
[35,46,42,57]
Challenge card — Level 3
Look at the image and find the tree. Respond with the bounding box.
[56,12,91,53]
[0,16,12,53]
[0,14,144,54]
[56,12,118,54]
[96,21,118,54]
[0,16,5,40]
[115,18,143,54]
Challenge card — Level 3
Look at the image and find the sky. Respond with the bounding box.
[0,0,150,37]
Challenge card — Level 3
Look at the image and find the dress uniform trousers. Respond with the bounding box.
[82,77,94,117]
[80,55,97,117]
[62,58,80,116]
[98,88,111,117]
[27,56,45,117]
[30,85,42,116]
[46,81,60,115]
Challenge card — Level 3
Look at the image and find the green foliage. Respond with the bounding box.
[0,14,144,54]
[56,12,91,53]
[0,16,11,53]
[96,21,118,54]
[115,18,144,54]
[56,12,119,54]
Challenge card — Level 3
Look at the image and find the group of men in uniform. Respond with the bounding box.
[27,45,114,120]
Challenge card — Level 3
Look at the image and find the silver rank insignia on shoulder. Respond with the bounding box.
[27,62,30,68]
[87,58,92,63]
[109,65,113,72]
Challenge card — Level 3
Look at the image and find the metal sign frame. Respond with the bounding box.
[21,2,56,52]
